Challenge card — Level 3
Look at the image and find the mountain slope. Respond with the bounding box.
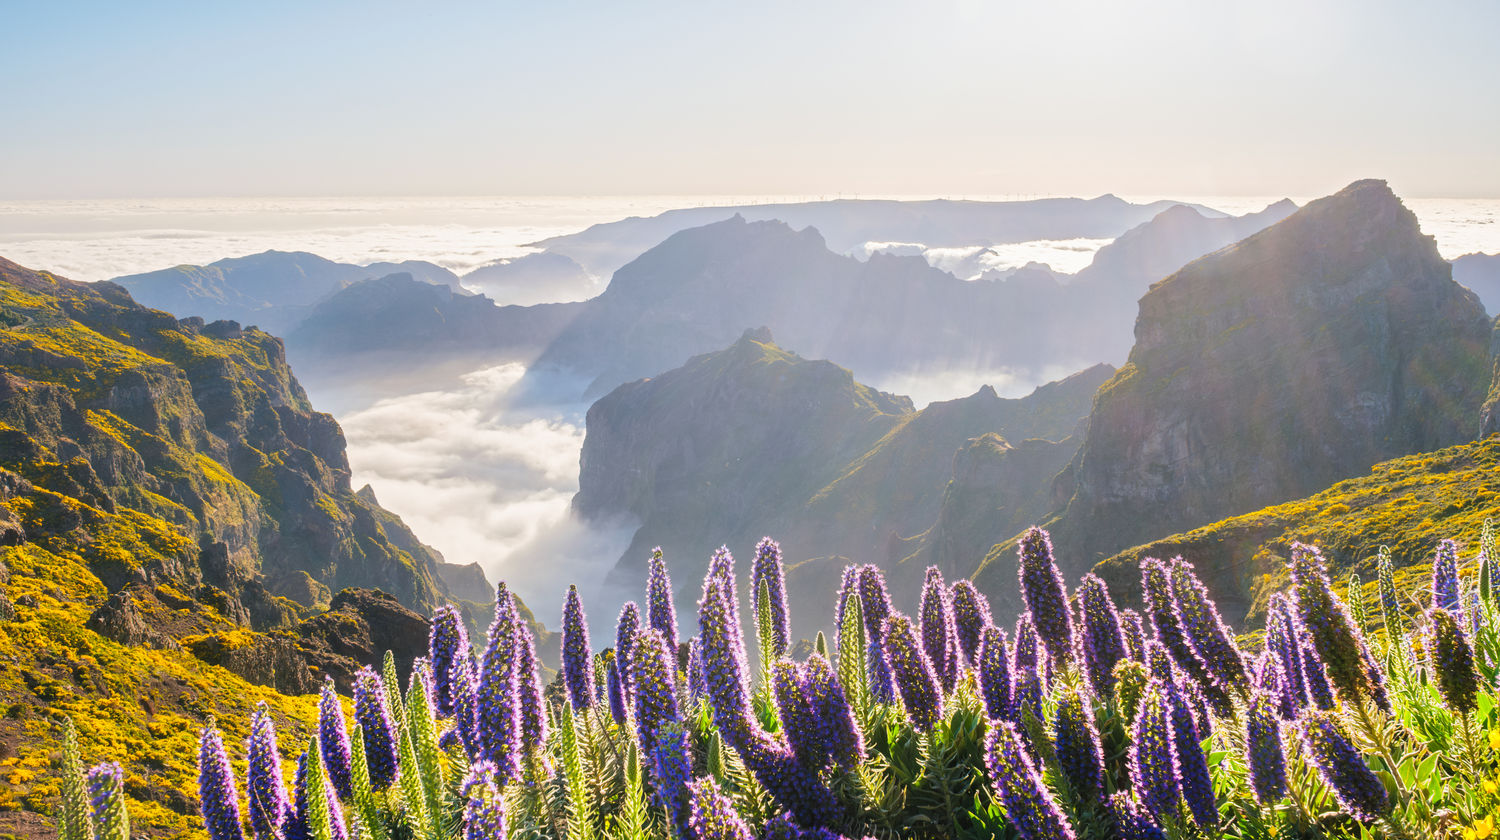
[112,250,467,336]
[574,329,1106,630]
[972,180,1494,613]
[1088,434,1500,627]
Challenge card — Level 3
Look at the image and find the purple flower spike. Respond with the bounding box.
[1168,559,1250,697]
[978,625,1013,720]
[884,614,945,732]
[318,679,354,800]
[1016,527,1075,667]
[246,703,292,839]
[1245,691,1287,805]
[461,761,507,840]
[1077,574,1127,697]
[561,585,596,711]
[919,567,959,693]
[1129,678,1179,820]
[833,565,861,645]
[1433,538,1462,614]
[1265,594,1309,713]
[1012,669,1045,734]
[652,723,694,840]
[1119,609,1147,662]
[1144,640,1174,683]
[949,579,992,666]
[1301,709,1391,821]
[615,601,642,708]
[1429,607,1480,713]
[86,762,127,840]
[1300,643,1336,710]
[512,600,549,756]
[1111,792,1166,840]
[646,548,680,653]
[803,653,864,768]
[605,654,628,725]
[631,627,681,760]
[476,587,521,783]
[428,605,471,719]
[353,667,399,791]
[1013,613,1040,674]
[1053,685,1104,803]
[858,565,897,702]
[984,720,1077,840]
[1166,680,1216,828]
[287,749,347,840]
[1140,558,1228,714]
[687,636,708,701]
[1255,650,1297,721]
[1290,543,1387,711]
[753,537,792,658]
[198,725,244,840]
[687,776,755,840]
[698,575,756,749]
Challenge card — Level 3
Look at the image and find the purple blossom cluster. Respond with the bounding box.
[317,679,354,801]
[462,761,507,840]
[1140,558,1230,715]
[246,704,291,839]
[918,566,960,692]
[197,725,244,840]
[1300,709,1391,821]
[1075,574,1127,697]
[646,547,680,652]
[561,584,596,711]
[1017,528,1075,667]
[754,537,792,658]
[1433,538,1462,614]
[978,625,1012,720]
[883,614,945,732]
[949,579,992,665]
[1428,606,1479,713]
[984,720,1076,840]
[1289,544,1388,711]
[352,667,398,791]
[1245,691,1287,804]
[1052,685,1104,803]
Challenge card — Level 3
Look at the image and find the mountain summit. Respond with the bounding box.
[975,180,1493,601]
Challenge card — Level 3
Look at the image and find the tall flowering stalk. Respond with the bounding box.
[428,604,471,719]
[687,777,755,840]
[1052,685,1104,803]
[884,614,945,732]
[476,587,522,782]
[1119,609,1147,662]
[615,601,642,712]
[984,720,1076,840]
[353,667,399,791]
[1377,547,1404,642]
[652,722,694,840]
[803,653,864,769]
[246,703,291,839]
[1141,558,1226,713]
[858,565,897,702]
[198,725,244,840]
[86,762,129,840]
[1245,692,1286,805]
[561,585,596,711]
[605,654,628,725]
[1076,574,1127,697]
[1129,678,1179,820]
[1264,594,1309,713]
[950,579,992,666]
[318,679,354,801]
[512,602,549,760]
[1166,680,1216,828]
[1017,527,1075,667]
[919,566,959,693]
[461,761,507,840]
[1168,558,1249,698]
[753,537,792,659]
[630,627,682,762]
[646,547,680,653]
[1289,544,1388,711]
[1300,710,1391,821]
[1111,793,1166,840]
[978,626,1013,720]
[1428,607,1480,714]
[1433,538,1462,614]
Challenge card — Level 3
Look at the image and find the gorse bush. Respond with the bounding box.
[64,525,1500,839]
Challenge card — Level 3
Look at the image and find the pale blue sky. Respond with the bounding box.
[3,0,1497,198]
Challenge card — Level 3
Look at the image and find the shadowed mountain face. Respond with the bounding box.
[1454,252,1500,316]
[112,250,468,336]
[528,195,1227,278]
[572,328,1109,631]
[972,180,1494,614]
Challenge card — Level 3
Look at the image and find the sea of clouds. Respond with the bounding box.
[5,194,1498,624]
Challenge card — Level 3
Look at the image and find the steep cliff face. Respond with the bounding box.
[575,329,1105,631]
[972,180,1493,610]
[0,257,467,616]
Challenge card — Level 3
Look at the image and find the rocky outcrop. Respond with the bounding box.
[973,180,1494,611]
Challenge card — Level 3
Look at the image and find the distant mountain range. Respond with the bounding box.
[527,194,1232,278]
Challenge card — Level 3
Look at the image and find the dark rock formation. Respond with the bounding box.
[973,180,1494,613]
